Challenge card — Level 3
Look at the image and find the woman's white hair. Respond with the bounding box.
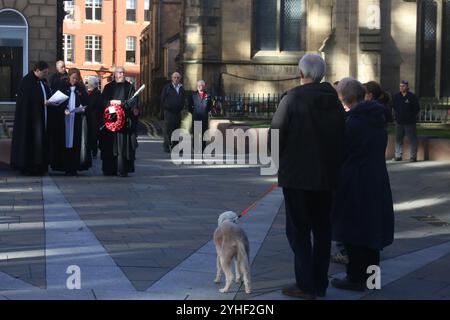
[197,80,206,86]
[298,54,326,83]
[86,76,99,89]
[336,77,366,105]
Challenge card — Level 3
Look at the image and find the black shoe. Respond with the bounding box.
[331,277,365,292]
[281,284,316,300]
[410,158,417,163]
[118,172,128,177]
[393,157,402,162]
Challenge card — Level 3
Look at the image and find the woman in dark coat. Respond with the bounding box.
[331,78,394,291]
[363,81,393,124]
[85,76,103,158]
[188,80,212,152]
[49,68,91,175]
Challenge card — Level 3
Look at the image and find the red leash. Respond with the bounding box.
[238,183,278,219]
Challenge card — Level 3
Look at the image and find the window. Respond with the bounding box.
[419,0,437,97]
[86,0,102,21]
[64,0,75,20]
[254,0,305,52]
[144,0,151,22]
[126,36,136,63]
[63,34,74,63]
[126,0,136,22]
[442,0,450,97]
[85,35,102,63]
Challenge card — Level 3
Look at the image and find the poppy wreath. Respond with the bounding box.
[104,103,125,132]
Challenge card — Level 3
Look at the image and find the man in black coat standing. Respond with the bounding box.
[161,72,186,153]
[49,60,68,94]
[10,61,52,175]
[271,54,345,299]
[393,80,420,162]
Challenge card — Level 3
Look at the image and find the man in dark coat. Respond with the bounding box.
[392,80,420,162]
[331,78,394,292]
[271,54,345,299]
[49,60,68,94]
[10,61,52,175]
[188,80,212,152]
[100,66,139,177]
[161,72,186,153]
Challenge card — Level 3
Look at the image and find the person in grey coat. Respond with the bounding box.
[331,78,394,292]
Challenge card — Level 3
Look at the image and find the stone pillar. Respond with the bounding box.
[357,0,381,84]
[182,0,221,91]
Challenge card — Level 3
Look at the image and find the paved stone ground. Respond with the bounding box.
[0,130,449,299]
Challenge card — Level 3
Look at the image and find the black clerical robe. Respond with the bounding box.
[99,80,138,175]
[10,72,51,175]
[48,82,91,173]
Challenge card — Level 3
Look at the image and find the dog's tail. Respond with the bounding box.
[237,240,250,276]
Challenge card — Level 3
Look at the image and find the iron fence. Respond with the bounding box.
[209,94,450,123]
[210,93,282,119]
[418,97,450,123]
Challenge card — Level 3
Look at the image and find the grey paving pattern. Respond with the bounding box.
[0,174,45,288]
[1,133,449,299]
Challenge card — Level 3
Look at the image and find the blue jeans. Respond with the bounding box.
[395,124,418,159]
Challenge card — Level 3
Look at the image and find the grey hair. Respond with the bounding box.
[298,54,326,83]
[113,66,125,73]
[86,76,99,88]
[336,77,366,105]
[197,80,206,86]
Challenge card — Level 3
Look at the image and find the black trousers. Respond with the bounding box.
[283,188,333,294]
[64,147,78,174]
[345,244,380,283]
[163,111,181,151]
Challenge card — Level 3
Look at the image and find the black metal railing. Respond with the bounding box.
[210,93,282,119]
[418,97,450,123]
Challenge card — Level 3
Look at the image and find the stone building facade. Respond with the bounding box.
[141,0,450,109]
[0,0,60,105]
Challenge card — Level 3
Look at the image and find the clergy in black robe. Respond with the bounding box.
[48,68,91,175]
[100,67,139,177]
[10,61,51,175]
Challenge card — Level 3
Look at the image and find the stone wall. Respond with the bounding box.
[0,0,58,73]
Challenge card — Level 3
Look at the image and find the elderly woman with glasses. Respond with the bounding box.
[188,80,212,152]
[331,77,394,292]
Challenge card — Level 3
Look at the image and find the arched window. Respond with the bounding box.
[441,0,450,97]
[0,9,28,102]
[419,0,437,97]
[419,0,450,97]
[253,0,306,53]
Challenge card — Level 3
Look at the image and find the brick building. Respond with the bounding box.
[141,0,450,110]
[0,0,61,108]
[62,0,151,88]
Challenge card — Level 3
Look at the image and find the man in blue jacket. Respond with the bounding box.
[393,80,420,162]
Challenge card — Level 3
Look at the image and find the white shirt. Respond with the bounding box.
[173,83,183,94]
[39,81,48,130]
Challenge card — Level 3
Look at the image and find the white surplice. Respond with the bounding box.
[65,86,76,148]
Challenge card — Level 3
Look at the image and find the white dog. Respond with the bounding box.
[213,211,251,294]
